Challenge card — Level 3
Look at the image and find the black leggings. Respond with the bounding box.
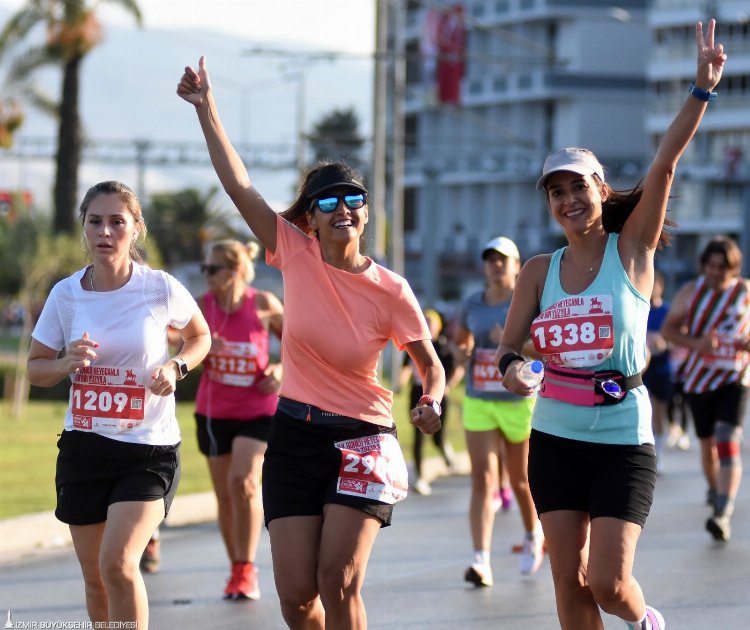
[409,385,448,476]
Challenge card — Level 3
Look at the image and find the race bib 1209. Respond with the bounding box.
[71,365,146,432]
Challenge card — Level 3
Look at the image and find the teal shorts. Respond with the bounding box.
[462,396,535,444]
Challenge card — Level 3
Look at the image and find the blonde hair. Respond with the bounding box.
[79,180,147,261]
[208,239,259,284]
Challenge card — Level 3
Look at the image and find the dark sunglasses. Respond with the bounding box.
[200,263,227,276]
[310,193,367,213]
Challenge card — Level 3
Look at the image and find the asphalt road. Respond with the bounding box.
[1,444,748,629]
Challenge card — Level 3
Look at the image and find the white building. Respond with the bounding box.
[395,0,750,305]
[646,0,750,286]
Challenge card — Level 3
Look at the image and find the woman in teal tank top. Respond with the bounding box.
[495,20,726,630]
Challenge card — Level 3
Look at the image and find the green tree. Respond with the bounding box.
[11,229,83,416]
[146,187,246,266]
[0,0,143,234]
[308,107,365,170]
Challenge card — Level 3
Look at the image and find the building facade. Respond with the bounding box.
[647,0,750,286]
[396,0,750,306]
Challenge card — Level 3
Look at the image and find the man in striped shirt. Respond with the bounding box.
[662,236,750,542]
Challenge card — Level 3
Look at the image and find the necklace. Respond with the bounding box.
[90,266,95,291]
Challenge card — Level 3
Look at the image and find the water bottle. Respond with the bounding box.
[517,360,544,389]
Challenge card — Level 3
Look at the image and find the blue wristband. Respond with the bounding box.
[688,82,717,102]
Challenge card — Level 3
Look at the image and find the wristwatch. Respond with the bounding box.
[418,395,442,416]
[172,356,189,380]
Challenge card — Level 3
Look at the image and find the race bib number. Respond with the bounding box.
[71,365,145,432]
[472,348,506,393]
[206,341,258,387]
[531,295,614,367]
[703,335,747,372]
[335,433,408,505]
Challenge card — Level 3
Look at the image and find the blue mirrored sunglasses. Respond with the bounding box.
[311,193,367,213]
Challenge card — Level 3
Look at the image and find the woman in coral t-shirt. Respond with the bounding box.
[179,58,445,628]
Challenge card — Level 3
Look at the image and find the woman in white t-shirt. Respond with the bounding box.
[27,181,211,630]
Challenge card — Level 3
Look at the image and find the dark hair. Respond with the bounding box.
[699,236,742,274]
[280,161,368,248]
[600,180,673,249]
[79,180,147,261]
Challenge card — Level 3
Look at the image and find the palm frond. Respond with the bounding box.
[21,84,59,118]
[7,45,61,84]
[0,6,50,60]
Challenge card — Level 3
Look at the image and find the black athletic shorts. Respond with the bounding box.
[643,370,673,404]
[195,413,272,457]
[262,399,404,528]
[528,429,656,527]
[55,430,180,526]
[685,382,748,439]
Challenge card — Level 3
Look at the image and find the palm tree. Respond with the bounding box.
[0,0,142,234]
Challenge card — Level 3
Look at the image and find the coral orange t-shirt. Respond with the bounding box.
[267,215,429,427]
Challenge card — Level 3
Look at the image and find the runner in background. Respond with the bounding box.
[27,181,210,629]
[398,308,461,495]
[454,236,543,588]
[195,239,283,599]
[661,236,749,542]
[643,269,673,473]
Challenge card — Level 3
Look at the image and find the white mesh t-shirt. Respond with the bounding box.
[32,262,198,445]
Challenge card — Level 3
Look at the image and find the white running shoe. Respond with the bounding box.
[519,525,545,575]
[464,563,493,587]
[413,478,432,496]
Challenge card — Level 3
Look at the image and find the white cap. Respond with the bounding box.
[481,236,520,260]
[536,147,605,190]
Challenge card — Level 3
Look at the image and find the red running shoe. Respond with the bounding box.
[234,561,260,600]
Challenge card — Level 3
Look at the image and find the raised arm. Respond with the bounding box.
[621,19,726,254]
[177,57,278,252]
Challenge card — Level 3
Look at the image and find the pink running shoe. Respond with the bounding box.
[645,605,665,629]
[500,486,514,512]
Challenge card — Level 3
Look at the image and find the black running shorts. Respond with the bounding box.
[262,401,401,528]
[685,382,748,439]
[55,430,180,526]
[528,429,656,527]
[195,413,272,457]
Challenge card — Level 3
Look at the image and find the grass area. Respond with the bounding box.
[0,388,466,519]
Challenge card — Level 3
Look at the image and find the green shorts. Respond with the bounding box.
[462,396,535,444]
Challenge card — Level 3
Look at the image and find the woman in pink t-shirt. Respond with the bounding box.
[195,239,283,601]
[179,58,445,628]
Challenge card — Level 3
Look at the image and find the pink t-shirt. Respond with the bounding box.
[267,215,429,427]
[195,287,279,420]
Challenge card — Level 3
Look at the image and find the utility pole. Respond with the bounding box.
[390,0,406,279]
[389,0,407,385]
[370,0,389,264]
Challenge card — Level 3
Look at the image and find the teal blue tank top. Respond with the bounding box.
[531,234,653,445]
